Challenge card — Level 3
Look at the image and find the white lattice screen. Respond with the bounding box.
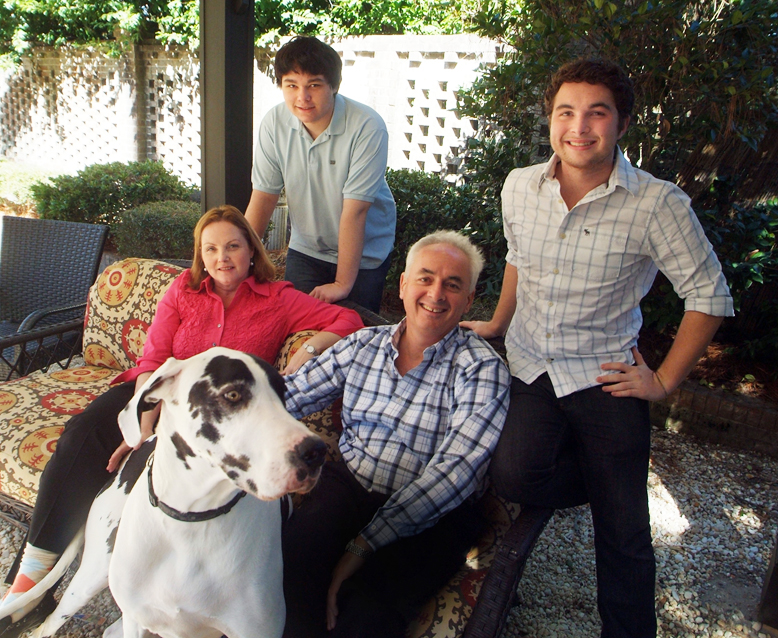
[0,35,501,186]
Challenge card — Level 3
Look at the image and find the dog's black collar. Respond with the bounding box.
[147,454,247,522]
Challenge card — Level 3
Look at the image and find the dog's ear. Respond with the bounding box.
[118,357,184,447]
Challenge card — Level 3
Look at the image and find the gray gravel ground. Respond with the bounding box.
[502,427,778,638]
[0,426,776,637]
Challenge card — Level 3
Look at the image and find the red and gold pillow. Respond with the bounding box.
[83,258,184,372]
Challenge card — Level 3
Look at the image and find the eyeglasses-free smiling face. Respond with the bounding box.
[400,243,475,343]
[549,81,629,178]
[280,71,337,139]
[200,221,254,299]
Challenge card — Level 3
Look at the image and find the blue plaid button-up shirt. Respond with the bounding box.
[284,321,510,550]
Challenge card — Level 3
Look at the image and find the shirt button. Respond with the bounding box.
[546,333,552,339]
[212,343,217,347]
[553,268,559,274]
[557,198,564,205]
[217,324,221,328]
[559,232,566,239]
[548,301,553,307]
[546,358,554,363]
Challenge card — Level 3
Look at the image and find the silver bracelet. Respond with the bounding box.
[345,539,373,559]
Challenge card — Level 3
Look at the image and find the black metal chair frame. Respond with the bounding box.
[0,216,108,380]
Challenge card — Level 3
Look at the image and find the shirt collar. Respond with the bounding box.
[388,318,461,363]
[286,93,346,139]
[187,273,273,297]
[536,147,640,197]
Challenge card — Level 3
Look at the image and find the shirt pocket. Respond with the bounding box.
[571,231,629,284]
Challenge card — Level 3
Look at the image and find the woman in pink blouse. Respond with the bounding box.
[0,205,363,634]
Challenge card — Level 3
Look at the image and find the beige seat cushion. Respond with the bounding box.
[0,366,115,507]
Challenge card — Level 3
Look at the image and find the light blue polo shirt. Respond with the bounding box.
[252,94,396,269]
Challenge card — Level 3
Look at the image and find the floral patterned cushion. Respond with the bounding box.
[83,258,184,371]
[0,258,184,511]
[0,366,116,508]
[407,490,520,637]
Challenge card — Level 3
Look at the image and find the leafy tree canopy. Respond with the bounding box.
[0,0,481,55]
[458,0,778,199]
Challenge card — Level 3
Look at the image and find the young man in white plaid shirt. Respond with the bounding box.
[463,59,733,637]
[282,231,510,638]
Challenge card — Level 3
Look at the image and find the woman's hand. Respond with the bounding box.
[281,333,342,376]
[281,346,315,375]
[106,372,159,472]
[105,402,159,472]
[107,441,132,472]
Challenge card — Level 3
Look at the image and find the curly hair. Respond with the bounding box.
[544,58,634,128]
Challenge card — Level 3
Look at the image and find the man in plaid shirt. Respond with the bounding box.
[464,59,733,637]
[282,230,510,638]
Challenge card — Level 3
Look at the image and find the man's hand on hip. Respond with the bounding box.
[597,347,668,401]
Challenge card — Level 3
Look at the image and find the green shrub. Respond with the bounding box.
[113,200,201,260]
[641,175,778,363]
[31,161,194,232]
[385,168,506,300]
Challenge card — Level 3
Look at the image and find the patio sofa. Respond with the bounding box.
[0,257,547,638]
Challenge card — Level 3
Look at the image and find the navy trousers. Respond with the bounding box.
[282,460,485,638]
[489,374,657,638]
[284,248,391,313]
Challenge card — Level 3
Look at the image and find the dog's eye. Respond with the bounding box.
[223,390,242,403]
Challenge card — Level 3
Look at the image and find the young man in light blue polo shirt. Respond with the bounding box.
[245,36,396,313]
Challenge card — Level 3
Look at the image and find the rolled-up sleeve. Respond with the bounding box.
[646,183,734,317]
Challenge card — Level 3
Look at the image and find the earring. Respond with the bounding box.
[250,259,255,267]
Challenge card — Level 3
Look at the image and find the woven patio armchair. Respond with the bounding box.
[0,216,109,380]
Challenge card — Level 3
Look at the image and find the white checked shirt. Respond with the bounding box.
[502,149,733,398]
[284,321,510,550]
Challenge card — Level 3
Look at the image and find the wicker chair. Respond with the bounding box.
[0,216,109,380]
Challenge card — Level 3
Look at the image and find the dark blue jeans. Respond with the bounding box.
[284,248,391,313]
[490,374,656,638]
[282,460,485,638]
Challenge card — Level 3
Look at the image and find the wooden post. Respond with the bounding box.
[200,0,255,212]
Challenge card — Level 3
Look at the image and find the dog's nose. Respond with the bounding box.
[295,436,327,471]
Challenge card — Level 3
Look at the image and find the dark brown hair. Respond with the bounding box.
[275,36,342,92]
[544,58,634,129]
[189,205,275,289]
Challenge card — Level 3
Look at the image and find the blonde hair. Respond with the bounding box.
[405,230,484,292]
[189,205,275,289]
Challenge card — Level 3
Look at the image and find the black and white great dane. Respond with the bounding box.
[21,347,327,638]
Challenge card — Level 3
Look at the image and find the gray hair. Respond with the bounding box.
[405,230,484,292]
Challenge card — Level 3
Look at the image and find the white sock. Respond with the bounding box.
[0,543,57,621]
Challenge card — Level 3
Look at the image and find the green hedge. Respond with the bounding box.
[385,168,505,298]
[641,177,778,363]
[31,161,194,233]
[113,200,201,260]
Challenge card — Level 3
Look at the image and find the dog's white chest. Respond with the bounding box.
[110,485,285,638]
